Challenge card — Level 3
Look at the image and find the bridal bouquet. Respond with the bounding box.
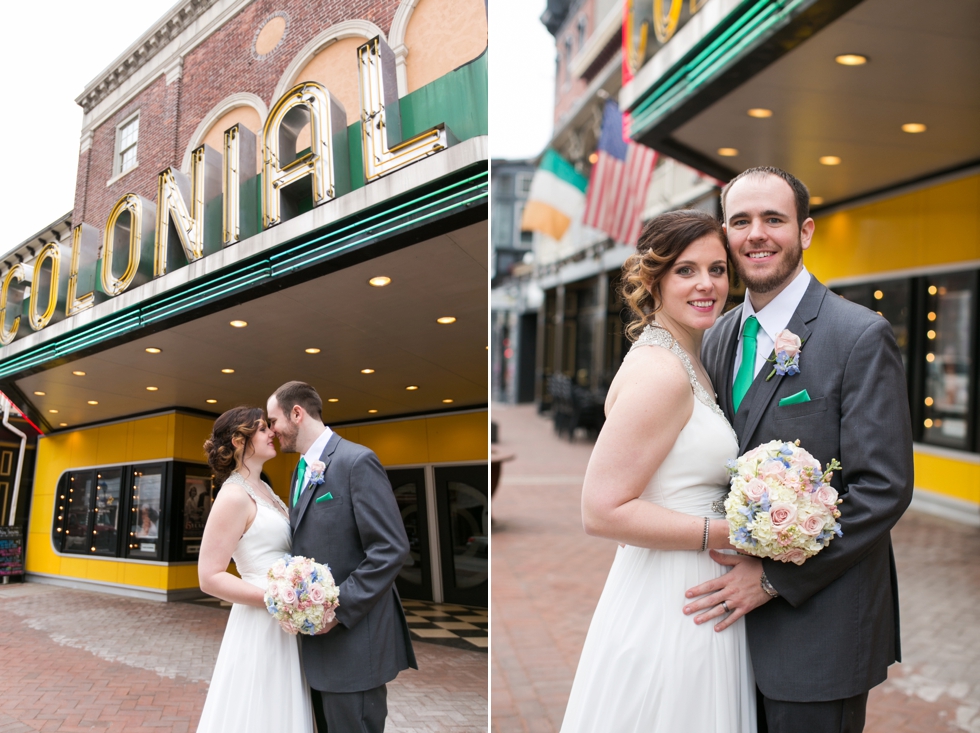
[264,554,340,635]
[724,440,843,565]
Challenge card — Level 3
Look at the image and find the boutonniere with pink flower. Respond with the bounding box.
[765,330,804,381]
[308,460,326,485]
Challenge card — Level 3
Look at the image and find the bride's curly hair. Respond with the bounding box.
[620,209,729,341]
[203,406,266,484]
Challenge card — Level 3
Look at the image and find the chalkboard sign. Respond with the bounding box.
[0,525,24,576]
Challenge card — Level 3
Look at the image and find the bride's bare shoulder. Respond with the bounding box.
[606,343,692,415]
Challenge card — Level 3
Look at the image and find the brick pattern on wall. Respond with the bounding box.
[74,0,401,234]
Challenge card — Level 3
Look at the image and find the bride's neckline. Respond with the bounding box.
[228,471,290,521]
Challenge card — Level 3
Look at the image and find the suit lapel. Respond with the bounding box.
[736,278,826,453]
[717,307,742,423]
[290,432,342,532]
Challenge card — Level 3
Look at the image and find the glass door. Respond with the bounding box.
[434,465,488,607]
[386,468,432,602]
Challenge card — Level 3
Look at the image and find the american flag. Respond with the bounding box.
[583,100,658,246]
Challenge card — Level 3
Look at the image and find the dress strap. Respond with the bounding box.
[225,472,290,520]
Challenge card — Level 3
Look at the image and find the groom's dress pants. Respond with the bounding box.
[759,691,869,733]
[312,684,387,733]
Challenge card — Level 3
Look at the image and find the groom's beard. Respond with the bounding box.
[276,424,298,453]
[735,237,803,294]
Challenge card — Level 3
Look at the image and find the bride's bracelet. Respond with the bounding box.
[700,517,710,552]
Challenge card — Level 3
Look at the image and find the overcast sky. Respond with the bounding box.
[489,0,557,161]
[0,1,186,247]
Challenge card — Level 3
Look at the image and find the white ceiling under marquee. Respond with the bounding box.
[16,222,488,430]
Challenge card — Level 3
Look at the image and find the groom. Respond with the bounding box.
[686,167,914,732]
[267,380,417,732]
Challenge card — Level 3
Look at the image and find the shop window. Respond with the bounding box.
[175,464,216,561]
[922,272,976,450]
[115,113,139,176]
[126,464,167,560]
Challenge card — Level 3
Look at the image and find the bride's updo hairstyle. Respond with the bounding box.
[621,209,728,341]
[204,406,266,484]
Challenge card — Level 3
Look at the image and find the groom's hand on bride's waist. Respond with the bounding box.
[682,551,772,632]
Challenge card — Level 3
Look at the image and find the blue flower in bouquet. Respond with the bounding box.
[833,522,843,537]
[760,491,771,513]
[726,458,738,475]
[734,527,755,545]
[738,505,755,520]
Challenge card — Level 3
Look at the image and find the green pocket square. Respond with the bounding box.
[779,390,811,406]
[315,492,334,503]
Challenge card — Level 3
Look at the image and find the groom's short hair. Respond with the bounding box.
[721,166,810,228]
[274,381,323,421]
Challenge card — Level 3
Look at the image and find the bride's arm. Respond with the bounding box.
[583,347,731,551]
[198,484,267,608]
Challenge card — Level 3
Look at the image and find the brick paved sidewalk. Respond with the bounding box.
[490,402,980,733]
[0,583,487,732]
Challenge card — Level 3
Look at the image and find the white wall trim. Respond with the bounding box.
[270,20,387,109]
[389,0,422,97]
[181,92,269,172]
[25,572,206,602]
[910,486,980,527]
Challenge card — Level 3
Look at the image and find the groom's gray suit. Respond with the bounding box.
[290,431,417,730]
[702,276,914,707]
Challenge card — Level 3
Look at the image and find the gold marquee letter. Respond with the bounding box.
[0,264,31,345]
[67,223,105,317]
[223,123,258,246]
[28,242,70,331]
[357,36,454,182]
[262,81,350,228]
[155,145,222,276]
[101,193,156,297]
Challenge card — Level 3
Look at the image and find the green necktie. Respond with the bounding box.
[292,457,308,507]
[733,316,761,413]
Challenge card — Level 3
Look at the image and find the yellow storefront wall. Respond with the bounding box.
[27,410,487,593]
[805,173,980,507]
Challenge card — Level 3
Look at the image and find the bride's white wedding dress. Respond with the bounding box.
[560,324,756,733]
[196,473,313,733]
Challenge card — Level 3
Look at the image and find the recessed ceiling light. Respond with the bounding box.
[221,368,235,374]
[49,409,59,414]
[588,152,598,164]
[436,317,457,324]
[145,347,161,354]
[902,123,927,134]
[819,156,841,166]
[305,348,321,354]
[835,53,868,66]
[368,276,391,287]
[72,371,86,376]
[368,409,378,414]
[361,368,375,374]
[230,320,248,328]
[206,399,217,404]
[747,108,772,118]
[59,422,67,427]
[87,400,98,405]
[146,386,159,391]
[442,399,454,404]
[405,385,419,391]
[717,148,738,157]
[327,398,339,403]
[811,196,824,205]
[34,391,45,396]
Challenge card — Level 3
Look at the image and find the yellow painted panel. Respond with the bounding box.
[913,451,980,505]
[807,174,980,283]
[131,414,174,461]
[176,414,212,463]
[425,412,488,463]
[167,564,201,589]
[357,420,430,465]
[59,556,89,579]
[69,429,100,468]
[122,562,166,589]
[85,559,120,584]
[333,426,359,443]
[25,532,59,573]
[263,451,300,506]
[96,423,130,465]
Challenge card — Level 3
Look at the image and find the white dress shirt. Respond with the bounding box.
[298,425,335,489]
[733,267,811,383]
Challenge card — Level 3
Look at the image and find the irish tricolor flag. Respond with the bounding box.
[520,150,588,241]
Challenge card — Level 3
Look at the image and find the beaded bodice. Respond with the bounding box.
[222,472,292,587]
[629,323,733,433]
[226,472,290,521]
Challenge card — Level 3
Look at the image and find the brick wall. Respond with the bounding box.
[74,0,400,233]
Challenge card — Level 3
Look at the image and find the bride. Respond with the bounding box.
[196,406,313,732]
[560,209,755,732]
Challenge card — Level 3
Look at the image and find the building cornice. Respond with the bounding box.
[75,0,219,114]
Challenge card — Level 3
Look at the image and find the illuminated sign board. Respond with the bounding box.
[0,36,452,347]
[623,0,709,78]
